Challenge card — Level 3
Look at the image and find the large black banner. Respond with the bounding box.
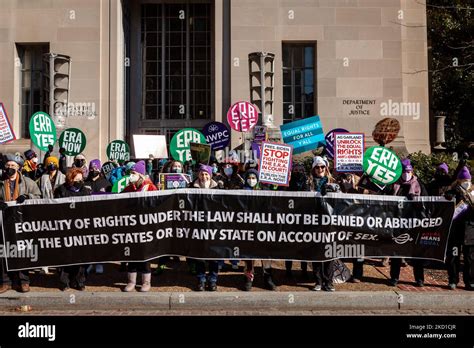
[1,190,454,271]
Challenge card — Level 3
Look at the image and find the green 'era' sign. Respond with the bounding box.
[29,112,57,151]
[59,128,87,156]
[170,128,206,162]
[363,146,402,185]
[107,140,130,163]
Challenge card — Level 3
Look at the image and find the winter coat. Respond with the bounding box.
[123,178,157,192]
[393,175,421,197]
[214,173,244,189]
[427,174,453,196]
[54,184,91,198]
[192,179,218,189]
[85,176,112,193]
[40,171,66,199]
[0,173,41,202]
[446,185,474,245]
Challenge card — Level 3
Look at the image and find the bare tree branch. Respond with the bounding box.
[416,0,474,11]
[403,63,474,74]
[389,21,426,28]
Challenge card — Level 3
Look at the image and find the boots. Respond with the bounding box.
[263,269,276,290]
[123,272,137,292]
[140,273,151,292]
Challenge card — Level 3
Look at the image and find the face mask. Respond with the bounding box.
[224,167,233,177]
[75,160,85,168]
[73,181,83,189]
[171,167,182,174]
[129,174,139,183]
[47,164,57,172]
[401,172,412,182]
[212,166,218,174]
[247,178,258,187]
[91,170,100,178]
[5,168,17,177]
[461,182,472,191]
[31,158,38,164]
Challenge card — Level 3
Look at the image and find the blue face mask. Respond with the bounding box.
[212,166,218,174]
[224,167,233,177]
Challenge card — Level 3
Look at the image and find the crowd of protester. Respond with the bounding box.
[0,147,472,294]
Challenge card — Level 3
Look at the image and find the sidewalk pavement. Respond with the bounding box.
[0,290,473,313]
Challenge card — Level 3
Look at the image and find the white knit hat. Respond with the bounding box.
[312,156,328,169]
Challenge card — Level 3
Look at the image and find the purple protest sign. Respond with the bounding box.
[202,122,230,151]
[324,128,349,159]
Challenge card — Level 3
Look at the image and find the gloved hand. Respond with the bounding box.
[444,192,454,201]
[16,194,28,204]
[0,201,8,210]
[406,193,415,201]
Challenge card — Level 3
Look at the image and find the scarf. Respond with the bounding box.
[4,175,20,201]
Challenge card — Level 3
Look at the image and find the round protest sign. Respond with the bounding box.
[363,146,402,185]
[29,111,57,151]
[112,175,130,193]
[107,140,130,163]
[202,122,230,151]
[324,128,348,159]
[170,128,206,162]
[58,128,86,156]
[372,118,400,146]
[226,101,258,132]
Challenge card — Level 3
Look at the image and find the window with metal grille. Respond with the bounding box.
[282,43,316,124]
[17,44,49,138]
[141,2,211,121]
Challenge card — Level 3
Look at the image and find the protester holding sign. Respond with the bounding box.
[310,156,337,292]
[54,168,91,291]
[122,161,157,292]
[192,164,220,291]
[285,163,310,280]
[85,160,111,194]
[40,157,65,199]
[84,160,112,275]
[240,168,277,291]
[214,158,244,190]
[427,163,453,196]
[444,166,474,290]
[73,154,89,178]
[390,159,425,287]
[22,149,43,182]
[0,154,41,293]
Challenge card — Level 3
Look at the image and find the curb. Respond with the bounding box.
[1,291,472,312]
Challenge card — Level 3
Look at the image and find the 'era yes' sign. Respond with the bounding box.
[29,112,57,151]
[226,101,258,132]
[363,146,402,185]
[170,128,206,162]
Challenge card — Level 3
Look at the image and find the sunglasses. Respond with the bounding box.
[314,166,326,169]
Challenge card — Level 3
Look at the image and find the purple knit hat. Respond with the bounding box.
[437,163,449,174]
[89,159,102,171]
[401,158,413,172]
[457,166,472,180]
[131,160,146,175]
[198,164,213,176]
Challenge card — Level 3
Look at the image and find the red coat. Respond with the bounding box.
[123,178,157,192]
